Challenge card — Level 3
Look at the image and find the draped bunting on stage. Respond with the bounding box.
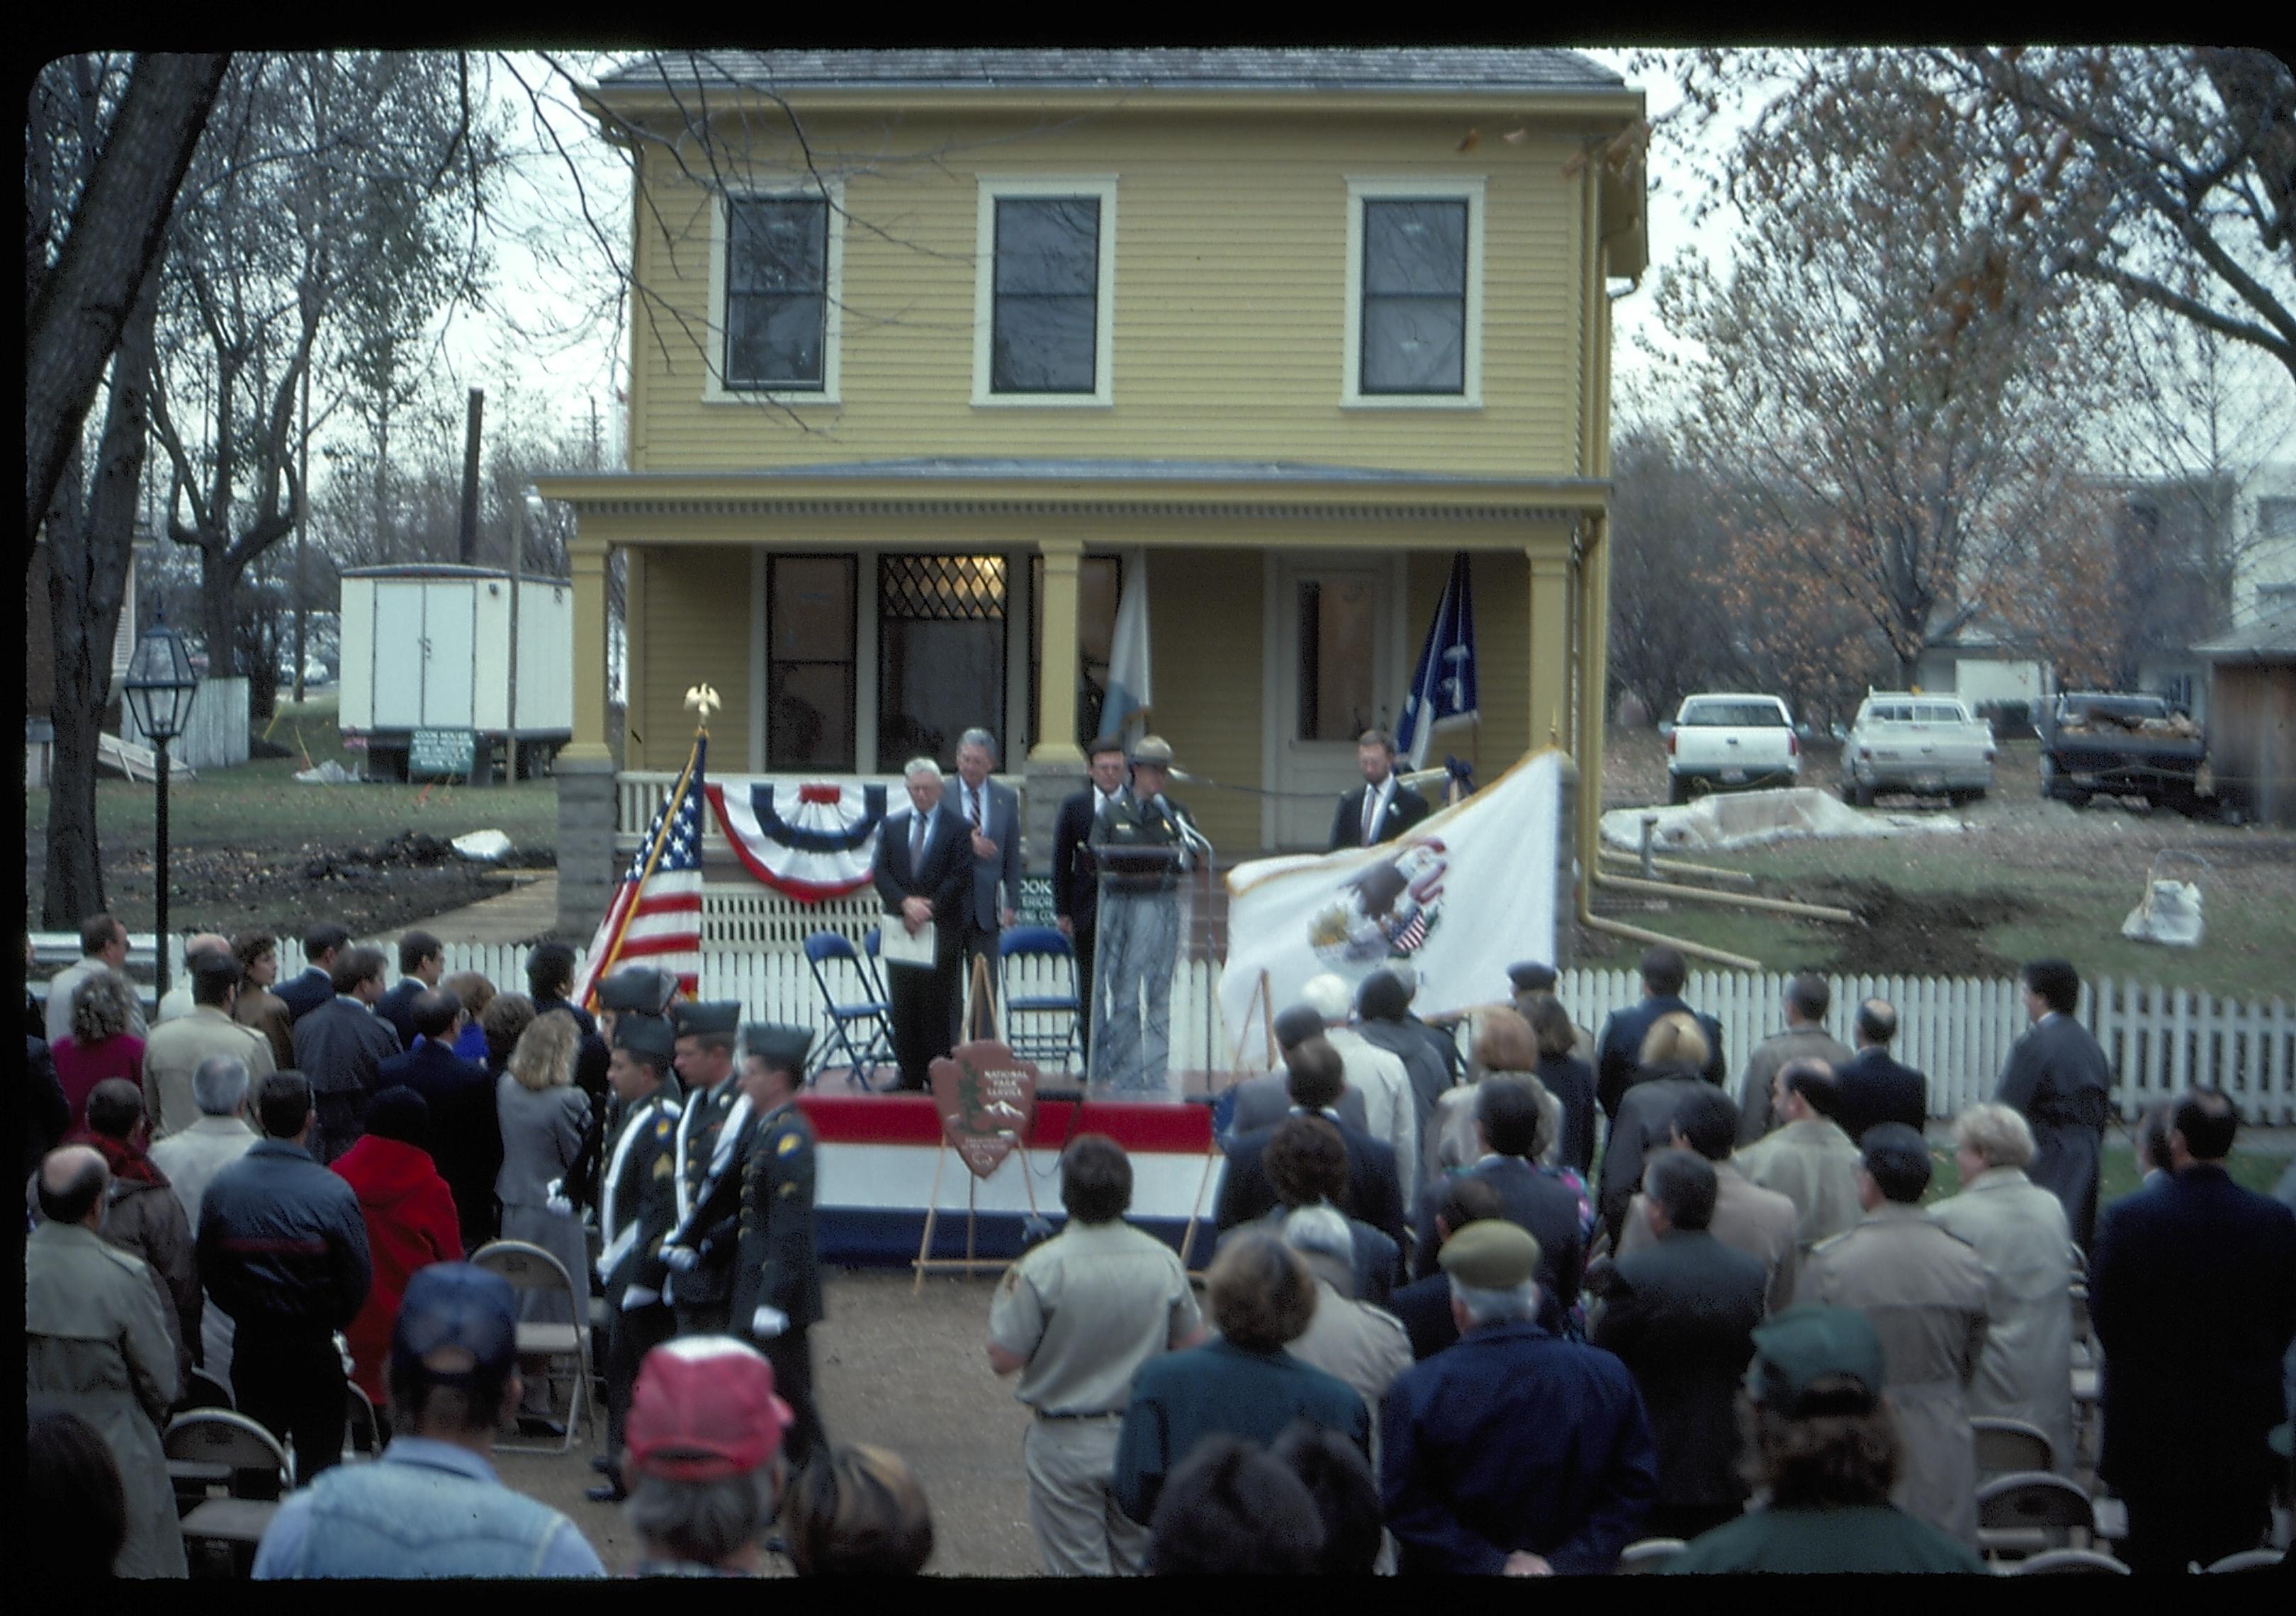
[706,780,890,902]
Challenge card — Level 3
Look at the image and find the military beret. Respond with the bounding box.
[599,967,677,1015]
[741,1022,814,1076]
[1272,1004,1327,1052]
[613,1014,675,1062]
[1438,1219,1542,1289]
[1508,961,1558,994]
[1747,1305,1887,1415]
[670,1000,741,1037]
[1130,734,1176,767]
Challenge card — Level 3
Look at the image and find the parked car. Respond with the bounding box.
[2037,692,2207,812]
[1661,692,1800,804]
[1840,692,1996,807]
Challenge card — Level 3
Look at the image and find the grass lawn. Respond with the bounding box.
[24,693,561,855]
[1918,1140,2289,1206]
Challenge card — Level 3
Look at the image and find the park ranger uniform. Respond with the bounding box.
[1088,736,1193,1093]
[663,1001,753,1337]
[593,1019,683,1487]
[989,1217,1202,1576]
[730,1023,828,1468]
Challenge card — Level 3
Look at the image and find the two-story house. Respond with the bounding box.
[537,48,1647,944]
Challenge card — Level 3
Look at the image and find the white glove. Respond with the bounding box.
[333,1331,354,1378]
[750,1305,789,1340]
[621,1284,660,1311]
[544,1179,574,1218]
[660,1243,701,1274]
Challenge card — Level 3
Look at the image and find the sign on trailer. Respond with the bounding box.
[410,728,475,777]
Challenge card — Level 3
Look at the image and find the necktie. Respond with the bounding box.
[971,787,984,831]
[911,812,926,869]
[1363,786,1379,846]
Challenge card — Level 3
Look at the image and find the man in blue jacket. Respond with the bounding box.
[1382,1221,1657,1573]
[1594,946,1725,1121]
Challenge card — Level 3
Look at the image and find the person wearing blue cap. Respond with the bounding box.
[252,1262,606,1578]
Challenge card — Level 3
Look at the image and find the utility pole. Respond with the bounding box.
[456,388,484,566]
[294,359,309,702]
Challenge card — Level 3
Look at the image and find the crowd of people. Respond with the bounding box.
[24,897,2296,1577]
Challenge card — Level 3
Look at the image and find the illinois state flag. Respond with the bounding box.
[1219,748,1562,1053]
[576,735,707,1006]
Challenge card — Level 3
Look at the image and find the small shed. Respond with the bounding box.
[2193,607,2296,826]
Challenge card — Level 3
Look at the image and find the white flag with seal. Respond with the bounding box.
[1219,749,1562,1055]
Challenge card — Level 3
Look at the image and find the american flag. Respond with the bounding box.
[1390,909,1430,955]
[575,735,707,1007]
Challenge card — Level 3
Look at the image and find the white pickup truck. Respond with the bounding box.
[1663,693,1801,803]
[1840,692,1996,807]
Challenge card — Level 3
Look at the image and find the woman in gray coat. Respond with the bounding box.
[495,1010,592,1323]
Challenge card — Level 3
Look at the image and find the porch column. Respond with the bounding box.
[557,533,618,938]
[1529,550,1572,753]
[565,536,613,764]
[1024,538,1088,881]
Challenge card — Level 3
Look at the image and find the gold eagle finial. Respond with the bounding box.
[685,683,721,725]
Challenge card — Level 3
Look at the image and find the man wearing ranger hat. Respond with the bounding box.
[1088,734,1195,1092]
[660,1001,754,1337]
[730,1022,828,1466]
[588,1015,685,1504]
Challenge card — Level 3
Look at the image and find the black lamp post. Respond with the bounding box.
[122,619,200,999]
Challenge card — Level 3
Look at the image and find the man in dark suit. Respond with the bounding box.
[1355,967,1452,1160]
[1410,1079,1585,1324]
[1329,728,1432,852]
[1835,998,1928,1143]
[374,930,443,1050]
[1590,1149,1767,1542]
[289,945,403,1162]
[1390,1176,1506,1359]
[1226,1004,1369,1140]
[1052,736,1127,1065]
[1216,1038,1406,1254]
[950,729,1023,997]
[2090,1087,2296,1573]
[274,923,349,1023]
[1594,946,1726,1120]
[376,989,501,1252]
[1994,958,2112,1252]
[872,757,973,1092]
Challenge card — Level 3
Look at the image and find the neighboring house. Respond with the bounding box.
[539,48,1647,941]
[2192,607,2295,827]
[2232,461,2296,629]
[1911,617,2049,719]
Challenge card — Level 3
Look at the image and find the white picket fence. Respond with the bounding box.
[426,937,2295,1124]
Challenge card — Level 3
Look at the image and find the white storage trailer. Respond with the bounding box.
[337,565,573,782]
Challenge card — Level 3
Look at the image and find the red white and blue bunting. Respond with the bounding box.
[706,780,890,902]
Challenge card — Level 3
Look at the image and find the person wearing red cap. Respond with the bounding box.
[623,1335,793,1576]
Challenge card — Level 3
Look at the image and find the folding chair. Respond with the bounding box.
[342,1382,382,1461]
[1977,1471,2095,1561]
[1616,1537,1688,1573]
[180,1367,235,1413]
[998,925,1081,1070]
[166,1410,290,1575]
[469,1240,596,1454]
[2202,1549,2286,1573]
[1972,1415,2054,1479]
[803,929,894,1089]
[2005,1549,2129,1575]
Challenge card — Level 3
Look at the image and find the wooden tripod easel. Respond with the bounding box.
[911,964,1031,1293]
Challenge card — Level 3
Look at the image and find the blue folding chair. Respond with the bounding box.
[998,925,1082,1071]
[802,930,894,1089]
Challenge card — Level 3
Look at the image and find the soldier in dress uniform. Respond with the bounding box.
[587,1016,685,1505]
[566,967,684,1215]
[728,1023,827,1467]
[660,1001,752,1337]
[1088,736,1196,1093]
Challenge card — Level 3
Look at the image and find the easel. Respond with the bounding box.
[911,979,1032,1293]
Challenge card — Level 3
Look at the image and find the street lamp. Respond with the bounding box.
[122,618,200,999]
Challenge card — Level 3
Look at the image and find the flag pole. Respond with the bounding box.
[586,687,714,1007]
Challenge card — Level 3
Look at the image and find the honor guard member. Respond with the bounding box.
[588,1016,685,1505]
[660,1001,753,1336]
[729,1023,828,1466]
[565,967,684,1216]
[1088,735,1195,1092]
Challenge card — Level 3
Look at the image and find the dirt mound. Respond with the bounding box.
[1808,879,2028,978]
[303,831,462,879]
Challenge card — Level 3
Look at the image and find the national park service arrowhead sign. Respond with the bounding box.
[928,1040,1040,1179]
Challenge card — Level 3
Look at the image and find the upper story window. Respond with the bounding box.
[709,186,843,403]
[2258,496,2296,539]
[1344,177,1485,408]
[974,176,1117,407]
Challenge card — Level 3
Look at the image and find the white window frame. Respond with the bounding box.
[1343,175,1486,410]
[705,180,845,406]
[972,174,1118,408]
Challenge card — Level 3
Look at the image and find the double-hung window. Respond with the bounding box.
[711,186,843,401]
[974,176,1117,406]
[1344,178,1485,406]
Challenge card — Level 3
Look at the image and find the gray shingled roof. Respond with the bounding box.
[598,47,1622,96]
[2192,606,2296,661]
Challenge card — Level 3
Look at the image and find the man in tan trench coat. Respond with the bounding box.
[1928,1104,2075,1473]
[26,1145,188,1578]
[1803,1123,1989,1548]
[1733,1061,1864,1254]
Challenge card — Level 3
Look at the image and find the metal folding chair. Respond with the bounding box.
[1973,1415,2054,1478]
[1616,1537,1688,1573]
[1977,1471,2096,1561]
[166,1410,290,1574]
[803,928,894,1089]
[180,1367,235,1413]
[998,924,1082,1070]
[469,1240,596,1454]
[342,1382,383,1461]
[2005,1549,2129,1575]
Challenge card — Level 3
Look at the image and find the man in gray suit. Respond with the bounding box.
[951,728,1023,1012]
[1227,1004,1369,1140]
[1995,958,2112,1253]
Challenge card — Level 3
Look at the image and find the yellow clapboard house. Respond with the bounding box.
[538,48,1646,943]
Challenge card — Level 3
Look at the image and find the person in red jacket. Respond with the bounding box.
[330,1085,463,1421]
